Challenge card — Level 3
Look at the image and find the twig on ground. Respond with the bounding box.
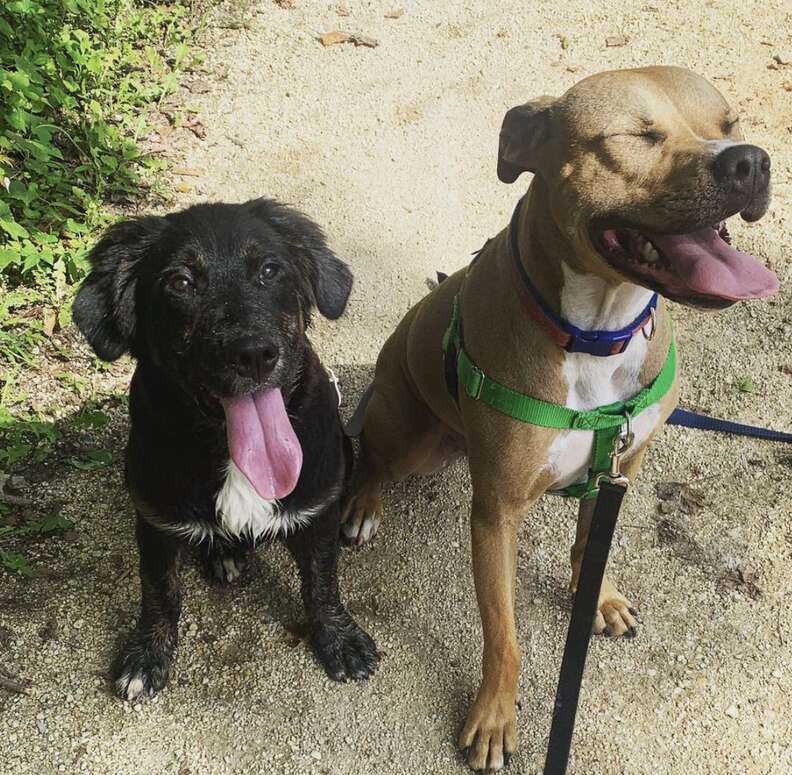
[0,671,30,695]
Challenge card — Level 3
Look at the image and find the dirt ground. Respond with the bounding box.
[2,1,791,773]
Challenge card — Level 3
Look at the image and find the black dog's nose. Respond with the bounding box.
[713,144,771,193]
[228,336,279,382]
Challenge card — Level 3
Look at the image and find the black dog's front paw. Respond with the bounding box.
[310,614,379,682]
[200,541,251,586]
[113,632,174,701]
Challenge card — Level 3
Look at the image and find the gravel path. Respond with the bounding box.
[1,2,791,773]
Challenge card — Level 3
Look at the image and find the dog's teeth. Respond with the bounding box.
[640,242,660,264]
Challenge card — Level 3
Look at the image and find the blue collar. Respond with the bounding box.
[509,199,658,357]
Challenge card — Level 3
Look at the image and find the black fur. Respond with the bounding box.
[74,198,376,699]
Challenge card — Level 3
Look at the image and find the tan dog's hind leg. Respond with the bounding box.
[569,451,646,637]
[458,494,524,771]
[342,381,445,545]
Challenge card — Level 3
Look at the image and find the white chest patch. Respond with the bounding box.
[214,461,316,541]
[546,265,664,490]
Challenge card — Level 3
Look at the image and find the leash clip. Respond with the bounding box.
[600,411,633,488]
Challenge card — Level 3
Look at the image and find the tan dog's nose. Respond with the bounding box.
[713,144,771,212]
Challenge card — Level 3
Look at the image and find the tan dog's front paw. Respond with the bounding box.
[459,694,517,771]
[593,583,639,638]
[340,479,382,546]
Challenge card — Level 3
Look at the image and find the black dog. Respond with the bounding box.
[73,198,378,699]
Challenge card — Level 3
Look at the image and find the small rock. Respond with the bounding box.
[384,8,404,19]
[73,619,85,630]
[133,703,142,712]
[605,34,629,47]
[725,704,738,718]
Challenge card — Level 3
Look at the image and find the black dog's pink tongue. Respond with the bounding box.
[647,227,778,301]
[221,389,302,500]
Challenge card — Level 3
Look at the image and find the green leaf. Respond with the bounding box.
[737,376,754,393]
[0,550,32,576]
[35,514,74,533]
[0,218,30,239]
[0,443,32,464]
[68,449,113,470]
[69,409,110,429]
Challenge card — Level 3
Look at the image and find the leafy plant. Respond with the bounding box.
[0,549,32,576]
[0,513,75,575]
[736,376,754,394]
[0,0,203,284]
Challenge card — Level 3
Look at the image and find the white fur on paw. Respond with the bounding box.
[117,673,146,701]
[222,556,241,583]
[355,514,380,544]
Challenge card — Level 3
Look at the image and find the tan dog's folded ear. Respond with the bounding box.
[497,96,556,183]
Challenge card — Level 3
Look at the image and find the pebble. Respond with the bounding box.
[725,705,739,718]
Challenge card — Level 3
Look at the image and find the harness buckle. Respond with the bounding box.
[467,365,485,401]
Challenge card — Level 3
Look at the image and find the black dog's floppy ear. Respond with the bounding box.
[247,198,353,319]
[72,216,167,361]
[497,95,556,183]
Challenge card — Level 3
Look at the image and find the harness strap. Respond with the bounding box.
[442,294,677,498]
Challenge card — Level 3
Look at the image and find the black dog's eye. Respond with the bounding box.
[166,273,195,296]
[259,262,281,283]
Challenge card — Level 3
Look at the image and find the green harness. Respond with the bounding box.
[442,295,677,499]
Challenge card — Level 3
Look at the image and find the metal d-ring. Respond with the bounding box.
[642,307,657,341]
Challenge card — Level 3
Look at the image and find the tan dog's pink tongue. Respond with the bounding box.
[221,389,302,500]
[648,227,778,301]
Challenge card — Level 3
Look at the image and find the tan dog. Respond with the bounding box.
[343,66,778,771]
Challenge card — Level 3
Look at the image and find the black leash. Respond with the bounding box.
[544,480,627,775]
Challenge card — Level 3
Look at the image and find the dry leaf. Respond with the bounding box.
[606,34,629,47]
[182,115,206,139]
[174,183,193,193]
[185,78,212,94]
[42,309,57,337]
[172,167,201,177]
[319,30,350,46]
[717,567,763,600]
[384,8,404,18]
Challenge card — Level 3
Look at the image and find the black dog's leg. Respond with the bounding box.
[113,514,182,700]
[284,504,378,681]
